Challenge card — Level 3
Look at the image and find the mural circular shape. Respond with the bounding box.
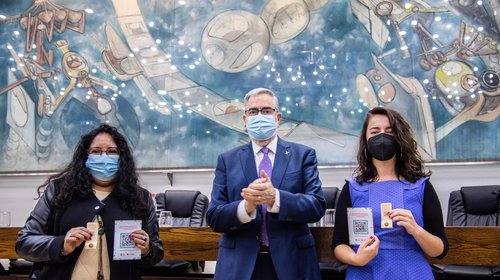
[201,10,270,73]
[375,1,393,16]
[435,60,474,98]
[480,70,499,90]
[366,69,385,84]
[377,83,396,103]
[261,0,310,44]
[460,74,479,92]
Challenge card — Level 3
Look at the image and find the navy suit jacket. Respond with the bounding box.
[207,137,326,280]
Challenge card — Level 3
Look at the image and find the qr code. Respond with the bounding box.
[120,233,135,248]
[353,220,369,234]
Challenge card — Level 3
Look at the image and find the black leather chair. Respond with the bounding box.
[324,187,340,209]
[144,190,209,275]
[432,185,500,280]
[320,187,347,280]
[155,190,209,227]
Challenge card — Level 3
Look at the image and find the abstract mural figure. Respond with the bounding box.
[3,70,36,165]
[356,52,436,159]
[447,0,500,41]
[414,20,447,71]
[102,24,173,116]
[0,0,85,67]
[201,0,330,73]
[52,39,118,116]
[1,45,55,162]
[108,0,359,163]
[350,0,448,58]
[429,22,500,142]
[0,0,499,171]
[261,0,311,44]
[0,45,58,117]
[447,22,498,62]
[201,10,271,73]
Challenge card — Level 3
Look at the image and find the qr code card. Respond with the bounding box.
[353,220,369,234]
[113,220,141,260]
[347,208,374,245]
[119,232,135,248]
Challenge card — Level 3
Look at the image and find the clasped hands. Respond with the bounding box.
[241,170,276,213]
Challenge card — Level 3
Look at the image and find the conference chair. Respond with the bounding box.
[144,190,209,276]
[320,187,347,280]
[432,185,500,280]
[155,190,209,227]
[324,186,340,209]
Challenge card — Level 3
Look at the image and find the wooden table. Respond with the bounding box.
[2,226,500,266]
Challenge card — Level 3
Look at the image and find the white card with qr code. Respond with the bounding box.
[113,220,141,260]
[347,208,374,245]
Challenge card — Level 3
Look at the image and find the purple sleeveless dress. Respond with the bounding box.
[346,178,434,280]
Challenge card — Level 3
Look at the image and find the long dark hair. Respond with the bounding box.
[37,124,148,217]
[353,107,431,183]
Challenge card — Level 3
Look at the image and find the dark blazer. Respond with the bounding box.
[15,179,164,280]
[207,137,326,280]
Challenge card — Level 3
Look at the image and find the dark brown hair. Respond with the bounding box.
[37,124,148,217]
[353,107,431,183]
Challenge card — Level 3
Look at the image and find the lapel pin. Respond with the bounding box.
[284,150,289,156]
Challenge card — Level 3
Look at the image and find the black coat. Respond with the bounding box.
[15,180,164,280]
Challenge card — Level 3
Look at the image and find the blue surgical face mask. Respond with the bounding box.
[85,154,120,180]
[246,114,277,141]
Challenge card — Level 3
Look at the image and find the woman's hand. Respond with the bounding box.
[130,230,151,256]
[389,208,422,236]
[63,227,93,255]
[352,235,380,266]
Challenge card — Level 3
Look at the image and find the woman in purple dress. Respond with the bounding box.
[332,107,448,280]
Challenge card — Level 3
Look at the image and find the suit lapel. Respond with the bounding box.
[240,143,258,185]
[272,138,291,189]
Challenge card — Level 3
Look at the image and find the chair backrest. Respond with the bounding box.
[155,190,209,227]
[446,185,500,226]
[323,187,339,209]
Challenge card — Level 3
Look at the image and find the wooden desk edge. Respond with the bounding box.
[1,227,499,266]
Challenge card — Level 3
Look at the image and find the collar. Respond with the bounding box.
[252,136,278,156]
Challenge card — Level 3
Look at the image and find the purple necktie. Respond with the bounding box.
[259,147,272,246]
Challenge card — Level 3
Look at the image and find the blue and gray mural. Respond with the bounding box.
[0,0,498,171]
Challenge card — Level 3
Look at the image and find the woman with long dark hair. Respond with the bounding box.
[332,107,448,280]
[16,124,163,279]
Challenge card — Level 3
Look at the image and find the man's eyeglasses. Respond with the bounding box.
[245,107,276,116]
[88,147,120,156]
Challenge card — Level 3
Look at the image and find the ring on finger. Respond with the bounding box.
[142,235,147,241]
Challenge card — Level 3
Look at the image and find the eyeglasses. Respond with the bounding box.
[88,147,119,156]
[245,107,276,116]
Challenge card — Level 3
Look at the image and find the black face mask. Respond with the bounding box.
[367,133,400,161]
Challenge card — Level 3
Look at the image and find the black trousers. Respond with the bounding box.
[251,252,279,280]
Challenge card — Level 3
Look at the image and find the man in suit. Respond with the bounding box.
[207,88,326,280]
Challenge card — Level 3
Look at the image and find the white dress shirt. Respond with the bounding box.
[237,136,281,223]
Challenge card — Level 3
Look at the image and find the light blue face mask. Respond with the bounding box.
[246,114,277,141]
[85,154,120,180]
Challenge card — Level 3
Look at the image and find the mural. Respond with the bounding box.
[0,0,498,172]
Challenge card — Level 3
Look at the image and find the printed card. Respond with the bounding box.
[347,207,374,245]
[113,220,141,260]
[84,222,99,250]
[380,202,393,229]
